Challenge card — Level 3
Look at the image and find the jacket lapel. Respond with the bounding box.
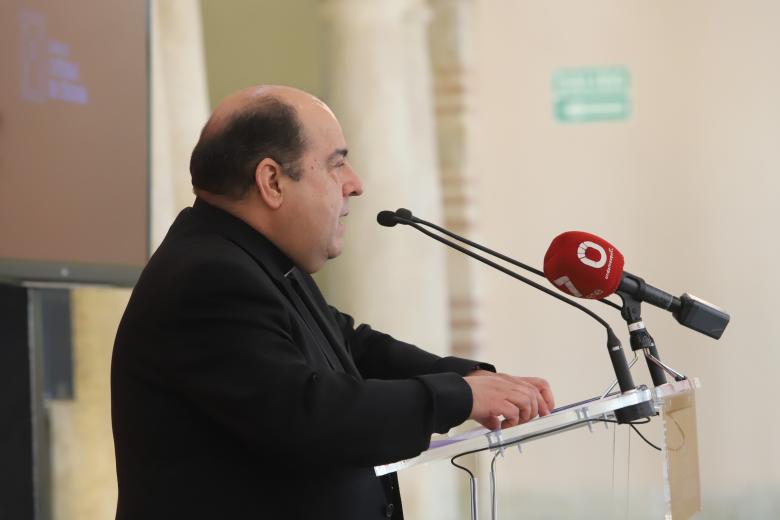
[288,269,362,379]
[280,272,344,372]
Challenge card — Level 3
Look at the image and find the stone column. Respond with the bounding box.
[150,0,209,247]
[318,1,456,518]
[317,0,449,360]
[429,0,487,515]
[429,0,484,362]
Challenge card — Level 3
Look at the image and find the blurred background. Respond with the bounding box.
[1,0,778,518]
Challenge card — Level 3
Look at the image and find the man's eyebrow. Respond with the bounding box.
[328,148,348,161]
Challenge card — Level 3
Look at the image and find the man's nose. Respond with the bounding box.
[344,164,364,197]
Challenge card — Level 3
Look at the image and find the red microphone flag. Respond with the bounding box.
[543,231,624,299]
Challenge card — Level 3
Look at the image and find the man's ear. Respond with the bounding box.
[255,158,284,209]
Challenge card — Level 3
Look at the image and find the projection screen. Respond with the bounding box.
[0,0,149,286]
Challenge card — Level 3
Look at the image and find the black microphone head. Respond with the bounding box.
[395,208,413,220]
[377,210,398,227]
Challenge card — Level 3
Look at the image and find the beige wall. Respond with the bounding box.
[199,0,322,108]
[473,0,779,517]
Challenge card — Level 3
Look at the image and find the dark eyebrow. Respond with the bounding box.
[328,148,348,162]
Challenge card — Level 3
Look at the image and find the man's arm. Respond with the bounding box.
[330,308,556,429]
[330,308,494,378]
[116,252,474,467]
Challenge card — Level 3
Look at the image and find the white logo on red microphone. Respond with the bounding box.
[577,241,607,268]
[552,276,582,297]
[552,274,604,298]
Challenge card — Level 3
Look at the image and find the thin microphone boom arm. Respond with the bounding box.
[399,217,612,330]
[401,210,622,312]
[402,211,545,277]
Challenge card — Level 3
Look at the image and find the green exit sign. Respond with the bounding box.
[553,66,631,123]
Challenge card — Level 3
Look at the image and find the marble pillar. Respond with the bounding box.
[317,0,450,362]
[429,1,488,515]
[318,0,457,517]
[150,0,209,246]
[429,0,484,363]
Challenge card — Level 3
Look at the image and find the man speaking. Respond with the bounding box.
[111,85,554,519]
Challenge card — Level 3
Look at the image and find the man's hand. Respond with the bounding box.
[464,371,555,431]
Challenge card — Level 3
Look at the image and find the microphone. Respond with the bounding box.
[544,231,730,339]
[377,209,655,422]
[376,210,400,227]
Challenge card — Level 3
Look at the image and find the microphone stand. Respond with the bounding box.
[617,291,687,385]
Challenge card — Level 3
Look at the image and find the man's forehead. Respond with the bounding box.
[300,104,346,147]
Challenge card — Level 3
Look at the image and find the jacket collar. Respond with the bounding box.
[190,197,295,280]
[189,198,361,378]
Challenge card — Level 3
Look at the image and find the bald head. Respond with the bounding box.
[203,85,329,138]
[190,85,323,199]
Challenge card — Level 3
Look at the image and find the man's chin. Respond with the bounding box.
[326,242,343,260]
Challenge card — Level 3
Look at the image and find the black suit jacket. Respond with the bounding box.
[112,199,490,519]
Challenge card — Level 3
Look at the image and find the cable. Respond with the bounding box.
[450,455,479,520]
[630,423,661,451]
[611,422,617,499]
[626,420,632,518]
[490,450,500,520]
[450,456,476,481]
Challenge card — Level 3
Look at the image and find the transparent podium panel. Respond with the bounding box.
[376,379,700,520]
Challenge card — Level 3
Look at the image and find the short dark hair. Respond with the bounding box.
[189,97,306,199]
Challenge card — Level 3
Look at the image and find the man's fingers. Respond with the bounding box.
[495,401,520,426]
[465,374,553,430]
[520,389,538,422]
[505,384,540,422]
[481,416,501,431]
[537,393,551,416]
[520,377,555,410]
[501,375,555,411]
[481,372,554,410]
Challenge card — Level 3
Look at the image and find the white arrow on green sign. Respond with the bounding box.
[553,66,631,123]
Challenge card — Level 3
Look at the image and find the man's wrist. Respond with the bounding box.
[466,363,497,377]
[432,357,495,377]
